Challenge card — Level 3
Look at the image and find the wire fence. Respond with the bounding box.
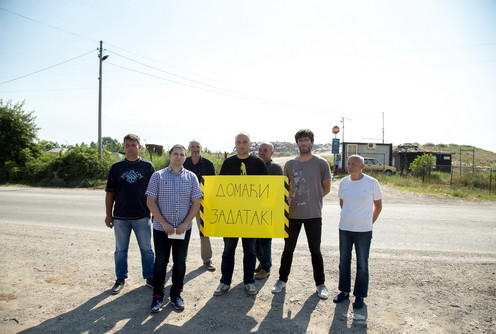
[441,165,496,193]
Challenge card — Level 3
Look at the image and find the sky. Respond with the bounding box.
[1,0,495,153]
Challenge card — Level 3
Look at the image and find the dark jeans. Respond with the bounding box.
[338,229,372,298]
[220,237,256,285]
[278,218,325,286]
[256,238,272,272]
[152,228,191,297]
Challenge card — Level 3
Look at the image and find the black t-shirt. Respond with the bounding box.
[105,158,155,219]
[220,155,268,175]
[184,156,216,182]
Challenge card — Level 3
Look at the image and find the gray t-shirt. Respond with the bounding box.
[284,156,331,219]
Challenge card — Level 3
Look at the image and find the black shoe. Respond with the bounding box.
[203,261,216,271]
[111,279,125,295]
[333,292,350,303]
[146,278,154,288]
[170,295,185,310]
[150,295,164,313]
[353,297,364,309]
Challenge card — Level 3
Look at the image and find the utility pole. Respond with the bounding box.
[382,112,385,143]
[341,115,351,147]
[98,41,108,160]
[341,116,345,145]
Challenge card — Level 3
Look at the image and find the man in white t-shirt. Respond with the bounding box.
[333,154,383,309]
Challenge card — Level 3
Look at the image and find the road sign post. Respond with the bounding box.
[331,126,340,173]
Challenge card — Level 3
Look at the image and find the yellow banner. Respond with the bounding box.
[200,175,289,238]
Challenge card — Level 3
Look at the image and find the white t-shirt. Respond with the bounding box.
[338,174,383,232]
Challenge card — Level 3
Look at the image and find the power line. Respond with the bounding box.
[0,50,96,86]
[0,7,98,42]
[106,50,345,114]
[0,7,374,114]
[106,60,342,114]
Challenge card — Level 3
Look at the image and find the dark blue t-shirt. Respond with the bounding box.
[105,158,155,219]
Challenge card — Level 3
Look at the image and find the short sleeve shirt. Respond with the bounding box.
[145,167,203,231]
[105,158,155,219]
[184,156,216,180]
[338,174,383,232]
[284,156,331,219]
[265,160,283,176]
[219,155,268,175]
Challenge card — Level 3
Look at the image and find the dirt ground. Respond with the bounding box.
[0,186,495,334]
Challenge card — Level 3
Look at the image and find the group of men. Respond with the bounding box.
[104,129,383,313]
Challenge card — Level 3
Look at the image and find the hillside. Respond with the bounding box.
[251,142,496,168]
[418,143,495,169]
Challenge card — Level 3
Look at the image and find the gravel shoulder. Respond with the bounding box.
[0,184,495,333]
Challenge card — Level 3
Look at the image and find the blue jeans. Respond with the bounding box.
[114,217,154,280]
[278,218,325,286]
[256,238,272,272]
[153,228,192,297]
[338,229,373,298]
[220,237,256,285]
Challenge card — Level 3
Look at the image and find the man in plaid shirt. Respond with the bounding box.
[146,144,203,313]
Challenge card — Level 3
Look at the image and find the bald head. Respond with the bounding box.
[235,132,251,158]
[258,142,274,163]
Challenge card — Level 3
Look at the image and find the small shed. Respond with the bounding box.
[145,144,164,156]
[392,143,452,173]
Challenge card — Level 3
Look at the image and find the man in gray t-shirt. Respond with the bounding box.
[271,129,332,299]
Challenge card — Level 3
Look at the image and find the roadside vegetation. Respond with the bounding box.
[369,171,496,201]
[1,99,495,200]
[323,153,496,201]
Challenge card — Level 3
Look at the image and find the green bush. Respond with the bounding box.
[458,172,489,190]
[425,171,444,184]
[410,154,436,179]
[35,147,113,187]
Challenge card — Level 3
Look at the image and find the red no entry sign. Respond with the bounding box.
[332,126,340,134]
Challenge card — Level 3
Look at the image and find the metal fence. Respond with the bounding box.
[443,165,495,193]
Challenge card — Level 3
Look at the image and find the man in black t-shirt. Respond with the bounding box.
[254,142,283,280]
[105,134,156,295]
[214,132,268,296]
[184,140,216,271]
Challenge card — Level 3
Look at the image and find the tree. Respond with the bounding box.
[0,100,40,179]
[409,153,435,182]
[38,139,59,151]
[102,136,123,153]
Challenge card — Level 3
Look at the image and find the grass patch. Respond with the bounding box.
[368,172,496,201]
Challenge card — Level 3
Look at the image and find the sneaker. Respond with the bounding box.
[170,295,185,310]
[203,261,216,271]
[214,283,230,296]
[316,284,329,299]
[244,283,258,295]
[271,280,286,294]
[333,292,350,303]
[145,278,154,288]
[353,297,364,309]
[111,279,125,295]
[254,269,270,280]
[150,295,164,313]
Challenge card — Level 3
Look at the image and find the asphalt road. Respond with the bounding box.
[0,186,495,254]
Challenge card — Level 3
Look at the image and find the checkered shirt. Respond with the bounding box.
[145,166,203,231]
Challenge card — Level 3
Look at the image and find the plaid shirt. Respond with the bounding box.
[145,166,203,231]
